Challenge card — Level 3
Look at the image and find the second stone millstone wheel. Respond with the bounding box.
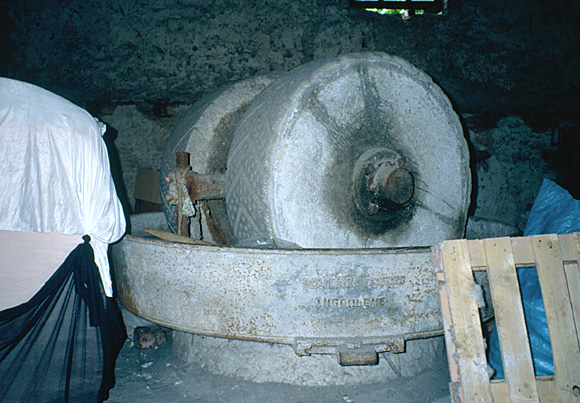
[160,75,276,243]
[226,52,471,248]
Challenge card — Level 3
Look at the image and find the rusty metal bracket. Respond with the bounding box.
[164,152,196,236]
[293,331,444,365]
[295,336,404,353]
[338,346,379,366]
[184,170,225,202]
[293,336,404,366]
[164,152,226,237]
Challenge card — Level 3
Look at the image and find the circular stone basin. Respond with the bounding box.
[111,213,445,385]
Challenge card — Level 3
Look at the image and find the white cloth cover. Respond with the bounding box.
[0,78,126,297]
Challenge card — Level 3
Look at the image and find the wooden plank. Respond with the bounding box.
[467,240,487,269]
[491,376,560,403]
[558,232,580,261]
[559,233,580,351]
[469,235,542,269]
[432,244,460,386]
[142,228,215,245]
[440,239,493,402]
[469,232,580,268]
[532,234,580,402]
[439,277,460,382]
[484,238,538,402]
[473,236,538,268]
[511,236,535,267]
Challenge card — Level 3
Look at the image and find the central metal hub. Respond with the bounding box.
[353,148,414,222]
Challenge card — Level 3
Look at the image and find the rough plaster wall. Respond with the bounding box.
[100,104,189,213]
[1,0,577,225]
[3,0,579,117]
[467,116,556,231]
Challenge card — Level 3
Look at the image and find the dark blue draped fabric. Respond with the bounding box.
[0,236,126,402]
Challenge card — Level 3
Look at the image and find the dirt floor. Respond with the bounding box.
[106,330,452,403]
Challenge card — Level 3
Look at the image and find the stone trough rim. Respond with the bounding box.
[112,233,442,345]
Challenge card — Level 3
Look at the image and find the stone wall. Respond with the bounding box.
[3,0,578,117]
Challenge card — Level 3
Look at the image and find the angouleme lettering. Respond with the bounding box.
[315,296,387,308]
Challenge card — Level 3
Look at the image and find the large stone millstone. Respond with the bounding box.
[226,52,471,248]
[159,75,276,243]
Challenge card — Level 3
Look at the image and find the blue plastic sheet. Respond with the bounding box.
[488,179,580,378]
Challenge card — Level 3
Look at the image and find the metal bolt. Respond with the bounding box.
[165,194,177,203]
[353,147,414,221]
[383,168,414,205]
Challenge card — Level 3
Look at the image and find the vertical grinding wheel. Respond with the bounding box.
[160,75,276,243]
[226,52,471,248]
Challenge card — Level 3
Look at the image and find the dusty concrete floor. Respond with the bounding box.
[106,331,452,403]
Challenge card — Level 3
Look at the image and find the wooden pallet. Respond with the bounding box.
[432,232,580,402]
